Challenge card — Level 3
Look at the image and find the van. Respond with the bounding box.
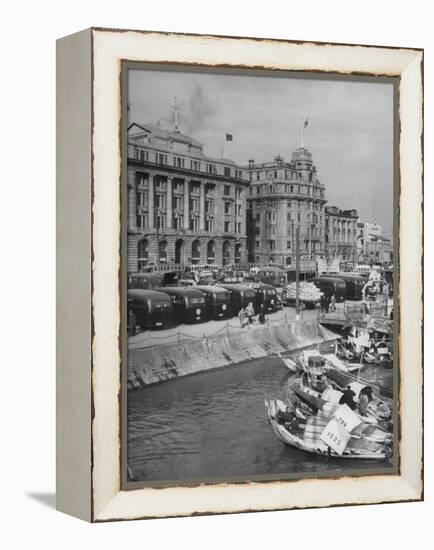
[155,287,206,324]
[308,277,346,302]
[127,289,174,329]
[216,284,258,314]
[194,286,232,319]
[332,274,365,301]
[245,282,280,312]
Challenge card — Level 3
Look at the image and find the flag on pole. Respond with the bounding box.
[225,133,233,141]
[303,118,309,129]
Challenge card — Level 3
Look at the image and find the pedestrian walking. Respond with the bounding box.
[258,302,266,324]
[330,294,336,312]
[320,294,328,313]
[245,301,255,324]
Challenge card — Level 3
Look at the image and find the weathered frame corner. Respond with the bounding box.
[89,28,423,522]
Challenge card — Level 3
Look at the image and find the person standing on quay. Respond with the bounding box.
[245,301,255,324]
[258,302,266,324]
[330,294,337,312]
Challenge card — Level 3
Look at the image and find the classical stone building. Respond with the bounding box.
[127,122,249,272]
[324,206,359,261]
[356,220,393,263]
[245,147,327,266]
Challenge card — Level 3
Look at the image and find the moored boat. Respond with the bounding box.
[265,397,392,460]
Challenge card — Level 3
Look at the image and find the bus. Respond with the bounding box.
[256,266,287,287]
[194,286,232,320]
[332,273,365,301]
[155,287,206,324]
[308,277,346,303]
[216,284,258,315]
[127,289,174,329]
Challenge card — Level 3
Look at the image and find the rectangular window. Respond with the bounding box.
[224,185,231,196]
[287,241,291,249]
[224,166,231,177]
[224,201,231,214]
[237,222,242,234]
[224,221,230,233]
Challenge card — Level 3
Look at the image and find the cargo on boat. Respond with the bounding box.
[265,398,392,460]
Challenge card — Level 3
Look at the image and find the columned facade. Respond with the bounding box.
[324,206,358,261]
[127,122,249,272]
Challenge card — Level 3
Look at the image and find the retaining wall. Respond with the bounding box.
[128,319,338,390]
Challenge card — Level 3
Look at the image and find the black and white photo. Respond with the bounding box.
[125,66,397,484]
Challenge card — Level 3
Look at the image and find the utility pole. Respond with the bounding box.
[296,225,300,321]
[155,182,160,272]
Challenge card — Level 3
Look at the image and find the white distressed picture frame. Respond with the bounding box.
[56,28,423,522]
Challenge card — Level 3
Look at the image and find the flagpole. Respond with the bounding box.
[300,117,304,148]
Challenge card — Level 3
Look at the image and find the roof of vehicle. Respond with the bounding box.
[127,289,172,300]
[194,285,231,295]
[155,286,205,297]
[217,283,257,292]
[313,276,347,284]
[333,273,366,280]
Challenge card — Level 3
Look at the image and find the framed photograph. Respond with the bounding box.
[56,28,423,522]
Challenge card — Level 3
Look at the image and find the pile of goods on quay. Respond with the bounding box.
[285,281,323,306]
[266,333,394,461]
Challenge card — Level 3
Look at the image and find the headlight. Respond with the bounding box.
[222,304,227,310]
[195,308,201,315]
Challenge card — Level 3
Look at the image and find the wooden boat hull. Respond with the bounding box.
[265,398,391,461]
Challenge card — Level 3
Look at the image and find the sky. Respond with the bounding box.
[129,68,395,237]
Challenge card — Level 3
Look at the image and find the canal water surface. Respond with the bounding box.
[128,356,394,483]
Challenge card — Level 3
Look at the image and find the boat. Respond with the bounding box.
[292,371,392,427]
[276,351,300,372]
[265,397,393,460]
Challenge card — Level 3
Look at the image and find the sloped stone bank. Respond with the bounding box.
[128,319,338,390]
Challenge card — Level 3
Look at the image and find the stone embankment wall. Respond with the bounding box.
[128,319,338,390]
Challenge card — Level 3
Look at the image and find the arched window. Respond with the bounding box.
[175,239,184,265]
[207,240,215,263]
[159,240,168,263]
[192,239,201,264]
[138,238,149,270]
[223,240,230,265]
[234,243,242,264]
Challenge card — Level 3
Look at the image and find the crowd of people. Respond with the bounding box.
[319,293,337,313]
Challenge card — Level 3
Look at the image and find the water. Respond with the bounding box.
[127,357,394,483]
